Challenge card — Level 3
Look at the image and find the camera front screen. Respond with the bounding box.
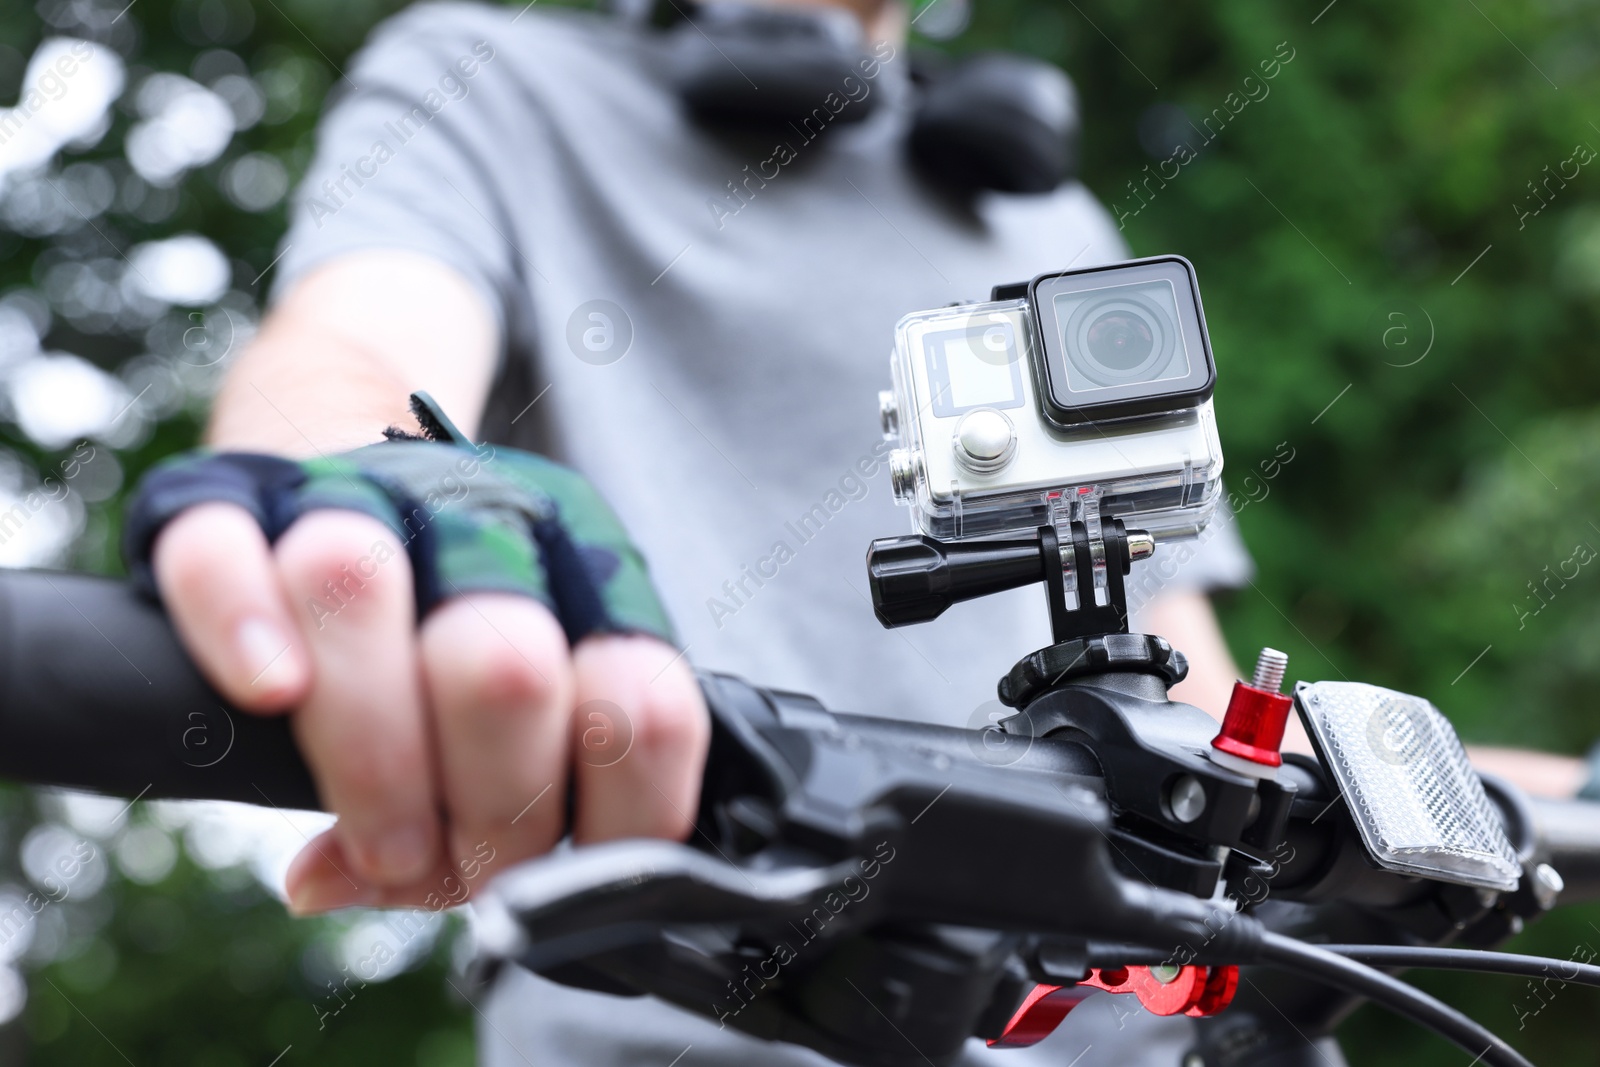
[1030,257,1215,427]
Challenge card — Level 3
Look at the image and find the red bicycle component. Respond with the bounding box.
[1189,961,1240,1017]
[1211,648,1294,774]
[988,965,1241,1048]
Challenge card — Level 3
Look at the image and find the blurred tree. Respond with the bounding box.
[0,0,1594,1062]
[0,0,472,1062]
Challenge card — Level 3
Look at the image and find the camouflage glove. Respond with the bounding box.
[123,393,675,646]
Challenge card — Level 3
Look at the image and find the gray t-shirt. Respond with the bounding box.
[274,4,1253,1064]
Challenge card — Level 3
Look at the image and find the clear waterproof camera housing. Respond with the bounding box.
[881,256,1224,542]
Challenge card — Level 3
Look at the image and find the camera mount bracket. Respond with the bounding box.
[865,516,1151,645]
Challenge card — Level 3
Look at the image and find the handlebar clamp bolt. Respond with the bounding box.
[1168,774,1207,823]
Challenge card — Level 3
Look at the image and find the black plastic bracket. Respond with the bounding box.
[998,633,1187,709]
[1045,518,1132,643]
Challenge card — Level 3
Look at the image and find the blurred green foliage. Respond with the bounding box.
[954,1,1600,1062]
[0,0,474,1063]
[0,0,1595,1062]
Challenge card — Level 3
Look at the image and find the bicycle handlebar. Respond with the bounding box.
[1,567,1597,1067]
[0,568,318,808]
[7,568,1598,894]
[1526,794,1600,901]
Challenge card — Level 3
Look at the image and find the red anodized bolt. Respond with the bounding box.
[1210,648,1294,778]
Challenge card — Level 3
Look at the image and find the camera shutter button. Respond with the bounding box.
[953,409,1016,473]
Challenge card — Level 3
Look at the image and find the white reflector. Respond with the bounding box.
[1294,681,1520,892]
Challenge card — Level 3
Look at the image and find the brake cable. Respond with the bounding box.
[1055,936,1538,1066]
[1255,933,1533,1067]
[1314,944,1600,988]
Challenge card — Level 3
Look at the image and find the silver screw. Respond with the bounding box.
[1251,648,1289,693]
[1126,530,1156,561]
[888,449,918,499]
[1532,863,1564,910]
[1169,775,1207,823]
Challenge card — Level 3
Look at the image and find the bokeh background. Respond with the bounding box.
[0,0,1594,1062]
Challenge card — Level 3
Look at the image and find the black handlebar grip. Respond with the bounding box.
[0,569,320,809]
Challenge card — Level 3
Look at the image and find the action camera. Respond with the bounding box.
[879,255,1223,542]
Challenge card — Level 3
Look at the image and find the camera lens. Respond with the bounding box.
[1061,291,1177,389]
[1032,261,1213,428]
[1084,310,1154,371]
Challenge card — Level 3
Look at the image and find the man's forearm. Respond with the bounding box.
[1467,747,1587,799]
[208,328,419,454]
[208,251,499,453]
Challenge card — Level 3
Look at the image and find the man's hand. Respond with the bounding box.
[152,506,706,913]
[147,254,709,913]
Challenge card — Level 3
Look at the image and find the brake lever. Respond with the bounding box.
[474,840,869,972]
[991,963,1241,1048]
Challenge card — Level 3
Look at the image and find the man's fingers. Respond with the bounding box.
[569,635,709,844]
[420,593,574,880]
[283,829,379,914]
[276,511,441,888]
[285,829,500,914]
[152,502,310,711]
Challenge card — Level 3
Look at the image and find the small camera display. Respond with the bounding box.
[881,255,1224,543]
[1032,257,1215,427]
[922,319,1025,418]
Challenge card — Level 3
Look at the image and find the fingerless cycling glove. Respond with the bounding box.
[123,393,675,647]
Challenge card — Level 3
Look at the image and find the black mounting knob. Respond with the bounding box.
[866,535,1045,628]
